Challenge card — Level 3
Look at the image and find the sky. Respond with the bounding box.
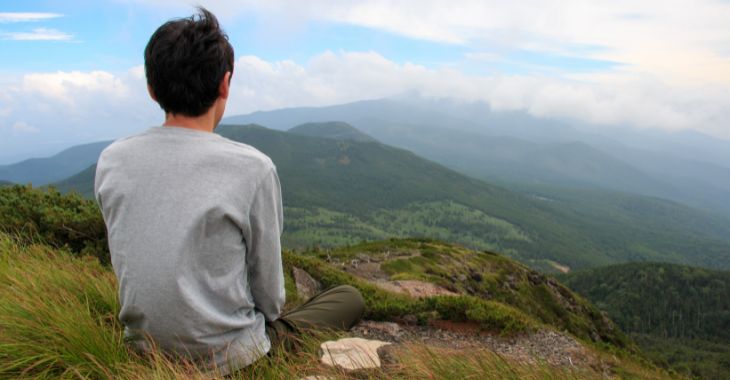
[1,0,730,162]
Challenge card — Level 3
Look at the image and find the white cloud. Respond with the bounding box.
[22,70,130,104]
[131,0,730,87]
[0,68,158,152]
[2,49,729,160]
[11,121,39,134]
[0,12,62,23]
[226,51,730,137]
[1,28,73,41]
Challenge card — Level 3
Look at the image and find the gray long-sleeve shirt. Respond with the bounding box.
[94,126,285,373]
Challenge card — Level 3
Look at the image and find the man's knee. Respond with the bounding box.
[339,285,365,313]
[328,284,365,326]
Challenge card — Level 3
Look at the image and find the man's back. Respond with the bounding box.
[94,126,285,371]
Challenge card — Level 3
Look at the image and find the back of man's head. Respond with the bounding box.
[144,7,234,117]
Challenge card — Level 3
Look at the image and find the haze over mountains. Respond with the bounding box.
[226,97,730,217]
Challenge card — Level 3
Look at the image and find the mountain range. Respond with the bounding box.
[0,141,109,186]
[7,122,730,272]
[225,97,730,217]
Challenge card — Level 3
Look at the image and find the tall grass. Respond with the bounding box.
[0,234,126,379]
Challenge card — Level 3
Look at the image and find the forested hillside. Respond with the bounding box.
[562,262,730,378]
[49,124,730,272]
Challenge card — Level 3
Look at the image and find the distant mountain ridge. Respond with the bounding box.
[224,98,730,217]
[48,123,730,271]
[0,141,110,185]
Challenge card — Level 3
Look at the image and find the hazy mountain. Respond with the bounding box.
[0,141,111,185]
[0,180,12,187]
[288,121,377,142]
[224,97,730,216]
[52,164,97,199]
[52,123,730,271]
[224,98,468,131]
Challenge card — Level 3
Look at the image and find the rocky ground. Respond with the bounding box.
[292,264,611,376]
[351,320,600,369]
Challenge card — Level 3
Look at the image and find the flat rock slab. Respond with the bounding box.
[320,337,391,370]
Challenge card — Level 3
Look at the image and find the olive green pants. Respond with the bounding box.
[265,285,365,351]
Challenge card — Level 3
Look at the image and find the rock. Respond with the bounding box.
[292,267,321,300]
[352,320,404,342]
[320,337,391,370]
[376,344,400,369]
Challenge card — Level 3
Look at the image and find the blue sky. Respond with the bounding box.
[0,1,617,74]
[1,1,729,162]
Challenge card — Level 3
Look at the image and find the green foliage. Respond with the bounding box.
[0,184,109,264]
[561,262,730,341]
[284,201,527,256]
[562,262,730,379]
[632,334,730,380]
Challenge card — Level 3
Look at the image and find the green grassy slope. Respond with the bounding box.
[304,238,631,347]
[561,262,730,379]
[48,124,730,271]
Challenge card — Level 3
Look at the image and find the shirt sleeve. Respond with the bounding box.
[246,166,285,321]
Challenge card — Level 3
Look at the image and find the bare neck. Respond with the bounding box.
[163,110,217,133]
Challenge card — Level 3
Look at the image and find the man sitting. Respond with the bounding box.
[94,7,364,375]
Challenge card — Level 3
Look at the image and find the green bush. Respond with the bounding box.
[0,184,109,264]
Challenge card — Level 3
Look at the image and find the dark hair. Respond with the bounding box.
[144,7,234,117]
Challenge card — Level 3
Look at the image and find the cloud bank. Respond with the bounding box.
[2,50,729,161]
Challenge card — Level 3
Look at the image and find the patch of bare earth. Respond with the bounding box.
[352,320,601,370]
[372,280,457,297]
[325,250,457,297]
